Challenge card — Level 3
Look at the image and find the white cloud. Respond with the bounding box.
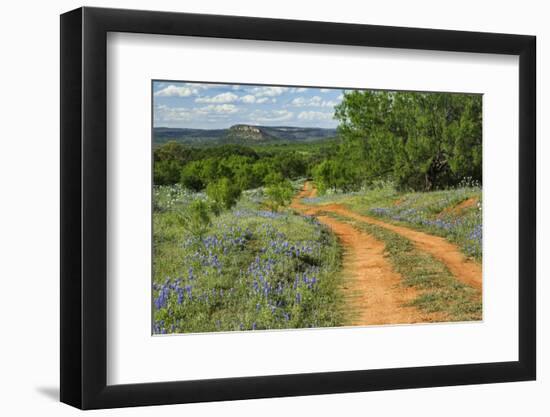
[154,85,198,97]
[195,93,275,105]
[195,92,239,103]
[249,86,288,97]
[154,103,238,123]
[249,109,294,122]
[239,95,256,104]
[320,88,332,93]
[186,83,217,90]
[154,105,193,121]
[290,96,338,108]
[154,83,343,127]
[290,97,308,107]
[199,104,239,114]
[297,111,333,121]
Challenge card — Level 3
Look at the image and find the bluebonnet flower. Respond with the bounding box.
[153,320,166,334]
[154,285,170,309]
[185,285,193,300]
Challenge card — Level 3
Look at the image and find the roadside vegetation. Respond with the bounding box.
[302,180,482,261]
[153,183,343,334]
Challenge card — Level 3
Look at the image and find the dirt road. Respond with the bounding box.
[294,182,482,291]
[291,182,447,326]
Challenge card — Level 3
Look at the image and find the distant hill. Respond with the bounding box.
[153,127,227,144]
[153,125,337,146]
[226,124,274,142]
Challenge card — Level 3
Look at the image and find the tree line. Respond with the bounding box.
[154,90,482,197]
[314,90,482,192]
[154,143,316,214]
[154,143,317,190]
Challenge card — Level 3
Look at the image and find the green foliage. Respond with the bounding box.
[263,171,284,186]
[312,157,363,194]
[179,161,205,191]
[264,176,294,212]
[154,160,183,185]
[153,141,195,185]
[152,186,344,333]
[155,141,314,192]
[154,142,259,187]
[206,178,242,214]
[317,90,483,192]
[156,90,482,196]
[154,141,195,164]
[176,199,211,238]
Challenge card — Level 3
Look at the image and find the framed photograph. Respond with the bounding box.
[60,6,536,409]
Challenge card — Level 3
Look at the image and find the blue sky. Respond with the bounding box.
[153,81,345,129]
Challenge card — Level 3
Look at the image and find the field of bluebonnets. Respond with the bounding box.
[153,183,343,334]
[153,179,482,334]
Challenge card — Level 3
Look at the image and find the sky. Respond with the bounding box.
[153,81,345,129]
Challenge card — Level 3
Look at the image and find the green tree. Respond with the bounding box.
[206,177,242,214]
[332,90,482,191]
[264,171,284,186]
[180,161,205,191]
[154,160,183,185]
[153,141,195,185]
[154,141,194,165]
[265,177,294,212]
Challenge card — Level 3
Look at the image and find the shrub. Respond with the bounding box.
[263,171,284,186]
[265,178,294,212]
[206,177,242,214]
[154,160,183,185]
[180,161,205,192]
[176,200,211,237]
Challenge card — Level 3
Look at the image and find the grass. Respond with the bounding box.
[153,184,344,334]
[153,180,482,333]
[306,181,482,261]
[323,212,482,322]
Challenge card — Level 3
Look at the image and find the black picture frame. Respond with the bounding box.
[60,6,536,410]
